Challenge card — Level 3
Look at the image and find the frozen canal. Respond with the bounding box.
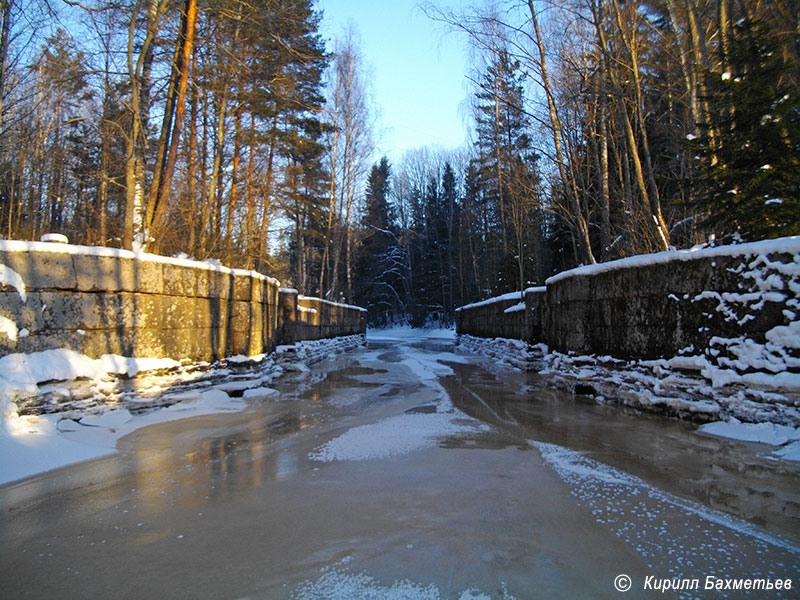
[1,329,798,599]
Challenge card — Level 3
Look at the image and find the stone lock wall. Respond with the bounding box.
[455,288,545,343]
[456,238,800,366]
[277,290,366,345]
[0,241,365,362]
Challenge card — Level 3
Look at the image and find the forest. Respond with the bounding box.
[0,0,797,326]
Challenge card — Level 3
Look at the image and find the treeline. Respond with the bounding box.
[0,0,342,282]
[355,0,799,325]
[0,1,797,328]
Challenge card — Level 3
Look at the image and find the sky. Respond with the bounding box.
[315,0,472,162]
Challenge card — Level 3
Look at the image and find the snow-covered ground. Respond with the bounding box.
[0,334,365,486]
[456,334,800,461]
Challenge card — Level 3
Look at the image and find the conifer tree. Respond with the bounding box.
[354,157,405,325]
[692,18,800,241]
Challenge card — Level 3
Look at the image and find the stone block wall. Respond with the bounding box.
[456,238,800,367]
[0,241,365,362]
[277,289,366,345]
[455,288,545,343]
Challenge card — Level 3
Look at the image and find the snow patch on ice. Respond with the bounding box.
[698,421,800,446]
[532,440,800,573]
[292,560,515,600]
[309,412,486,462]
[242,386,279,398]
[774,441,800,461]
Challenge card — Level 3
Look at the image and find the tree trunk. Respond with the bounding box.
[148,0,198,251]
[527,0,594,265]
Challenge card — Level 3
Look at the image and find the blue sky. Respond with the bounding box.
[316,0,472,161]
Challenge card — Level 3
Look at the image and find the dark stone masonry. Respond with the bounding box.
[456,238,799,376]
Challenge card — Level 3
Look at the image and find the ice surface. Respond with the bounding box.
[0,335,363,485]
[698,421,800,446]
[368,326,455,341]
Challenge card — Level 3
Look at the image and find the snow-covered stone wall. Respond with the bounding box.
[456,238,799,374]
[0,241,366,362]
[277,288,366,344]
[454,288,545,342]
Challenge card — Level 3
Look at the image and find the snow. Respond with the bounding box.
[297,294,367,313]
[297,306,317,315]
[40,233,69,243]
[242,386,279,398]
[309,412,486,462]
[293,559,511,600]
[774,441,800,461]
[532,440,800,565]
[0,349,186,399]
[0,239,281,286]
[0,263,26,301]
[455,291,522,312]
[698,421,800,446]
[0,335,365,485]
[98,355,182,377]
[503,302,525,314]
[456,334,800,430]
[0,315,18,342]
[0,349,108,398]
[545,236,800,285]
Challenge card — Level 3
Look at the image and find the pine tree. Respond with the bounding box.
[692,18,800,241]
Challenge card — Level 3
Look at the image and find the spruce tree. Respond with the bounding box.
[354,157,406,326]
[692,18,800,241]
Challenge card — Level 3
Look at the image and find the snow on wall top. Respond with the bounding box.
[524,286,547,294]
[297,294,367,313]
[546,237,800,285]
[455,291,523,313]
[0,240,282,287]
